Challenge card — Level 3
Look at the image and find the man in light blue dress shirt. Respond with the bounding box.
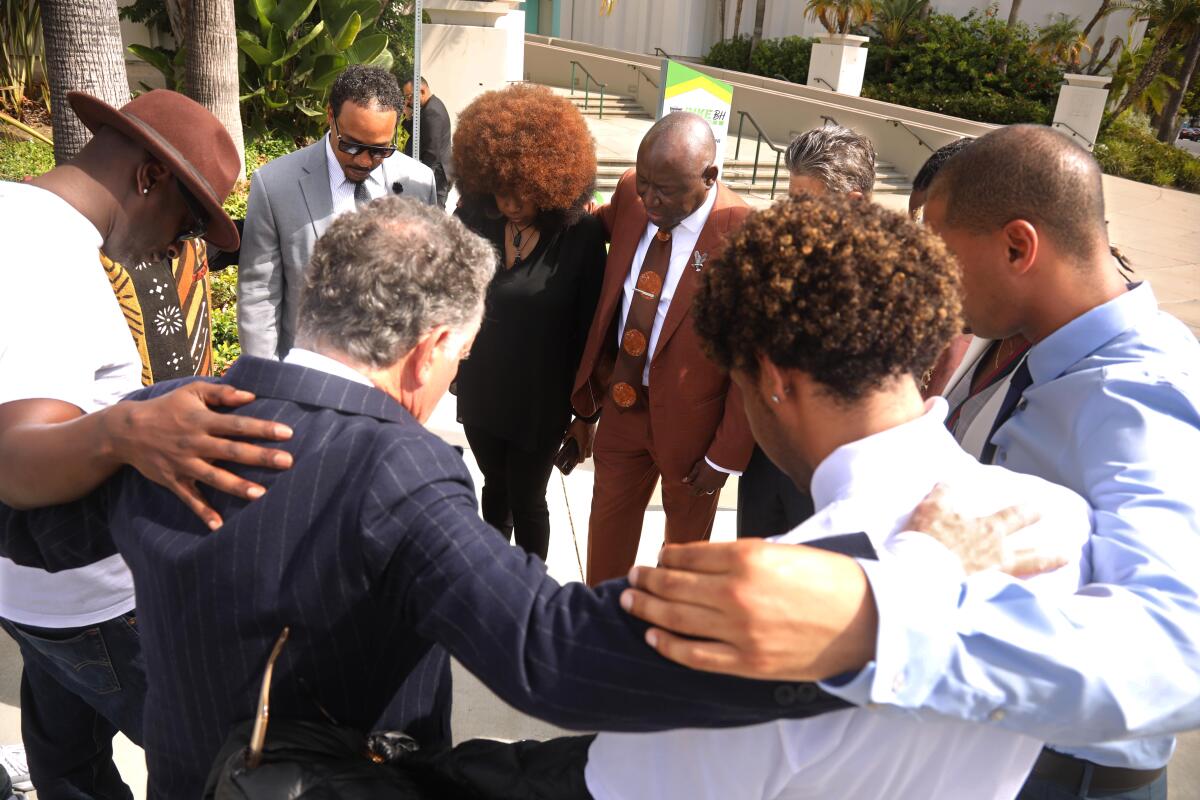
[618,125,1200,799]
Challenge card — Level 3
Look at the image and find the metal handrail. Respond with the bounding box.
[653,47,671,59]
[733,110,787,198]
[569,61,607,119]
[885,118,935,152]
[1052,121,1094,149]
[820,114,840,127]
[811,76,835,91]
[632,65,658,90]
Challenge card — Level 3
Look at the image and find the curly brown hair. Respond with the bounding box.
[453,84,596,223]
[695,194,962,402]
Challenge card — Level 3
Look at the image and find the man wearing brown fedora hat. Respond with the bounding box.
[0,89,293,797]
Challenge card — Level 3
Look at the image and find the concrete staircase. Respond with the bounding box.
[596,155,911,200]
[539,85,910,201]
[556,88,651,119]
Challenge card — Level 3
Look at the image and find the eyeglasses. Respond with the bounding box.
[175,179,209,242]
[331,116,397,159]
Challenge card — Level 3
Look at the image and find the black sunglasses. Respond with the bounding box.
[175,180,209,242]
[331,116,397,159]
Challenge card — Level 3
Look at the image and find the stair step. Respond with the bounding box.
[594,175,909,196]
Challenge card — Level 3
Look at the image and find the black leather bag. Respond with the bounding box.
[204,719,429,800]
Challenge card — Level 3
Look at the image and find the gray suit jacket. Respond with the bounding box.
[237,138,438,359]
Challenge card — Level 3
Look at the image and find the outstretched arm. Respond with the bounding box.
[365,443,849,733]
[0,384,293,530]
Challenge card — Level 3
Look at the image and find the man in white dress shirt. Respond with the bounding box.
[238,65,437,360]
[584,194,1092,799]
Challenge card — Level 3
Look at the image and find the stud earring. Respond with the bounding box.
[771,394,781,404]
[143,187,149,195]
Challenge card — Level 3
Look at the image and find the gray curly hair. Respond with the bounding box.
[785,125,876,198]
[296,197,495,368]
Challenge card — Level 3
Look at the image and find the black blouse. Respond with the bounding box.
[454,209,607,450]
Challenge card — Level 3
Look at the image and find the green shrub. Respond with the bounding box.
[703,10,1064,126]
[235,0,395,142]
[1095,115,1200,194]
[0,136,53,180]
[750,36,817,85]
[862,86,1052,125]
[210,267,241,374]
[865,11,1062,105]
[704,35,752,72]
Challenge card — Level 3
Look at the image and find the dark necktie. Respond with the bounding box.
[980,357,1033,465]
[609,229,673,410]
[354,180,371,207]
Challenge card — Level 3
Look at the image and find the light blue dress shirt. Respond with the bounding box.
[822,282,1200,770]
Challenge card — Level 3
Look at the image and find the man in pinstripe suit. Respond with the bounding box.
[2,198,852,797]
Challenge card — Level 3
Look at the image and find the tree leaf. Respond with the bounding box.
[249,0,277,32]
[237,31,276,66]
[268,0,318,37]
[127,44,172,75]
[267,25,285,59]
[332,11,363,51]
[276,20,325,64]
[348,33,387,64]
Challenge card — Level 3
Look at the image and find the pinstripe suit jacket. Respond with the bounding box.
[1,357,847,797]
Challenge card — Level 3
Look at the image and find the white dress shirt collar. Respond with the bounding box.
[325,134,383,214]
[283,347,374,388]
[809,398,955,512]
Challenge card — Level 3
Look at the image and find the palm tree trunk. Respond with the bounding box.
[1081,1,1114,40]
[749,0,767,61]
[717,0,727,43]
[39,0,130,163]
[185,0,245,175]
[1107,26,1183,127]
[733,0,745,40]
[1006,0,1023,27]
[1157,30,1200,142]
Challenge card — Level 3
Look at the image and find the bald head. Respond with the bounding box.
[634,112,719,231]
[929,124,1108,261]
[641,111,717,168]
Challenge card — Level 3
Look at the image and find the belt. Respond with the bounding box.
[1030,748,1165,794]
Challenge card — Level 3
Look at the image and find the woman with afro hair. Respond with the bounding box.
[451,84,606,561]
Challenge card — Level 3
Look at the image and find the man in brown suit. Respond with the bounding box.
[567,113,754,585]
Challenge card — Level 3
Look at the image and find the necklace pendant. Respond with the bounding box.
[513,254,522,267]
[513,230,522,248]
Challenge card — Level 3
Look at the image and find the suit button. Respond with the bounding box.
[774,685,797,706]
[796,684,819,704]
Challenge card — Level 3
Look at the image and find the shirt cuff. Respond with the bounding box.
[819,544,965,709]
[704,456,742,477]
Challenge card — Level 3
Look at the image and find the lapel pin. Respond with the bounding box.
[692,250,708,272]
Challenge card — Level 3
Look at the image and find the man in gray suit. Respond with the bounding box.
[238,65,437,359]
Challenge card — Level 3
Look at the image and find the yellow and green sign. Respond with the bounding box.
[659,60,734,172]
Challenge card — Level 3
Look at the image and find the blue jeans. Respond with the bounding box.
[1020,770,1168,799]
[0,612,146,800]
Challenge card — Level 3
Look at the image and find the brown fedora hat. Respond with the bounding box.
[68,89,241,252]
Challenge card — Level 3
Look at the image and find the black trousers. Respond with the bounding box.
[464,425,559,561]
[736,446,815,539]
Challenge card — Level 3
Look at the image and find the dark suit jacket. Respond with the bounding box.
[572,170,756,476]
[403,94,454,206]
[1,357,845,798]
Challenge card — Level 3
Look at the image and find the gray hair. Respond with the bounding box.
[785,126,876,197]
[296,197,495,368]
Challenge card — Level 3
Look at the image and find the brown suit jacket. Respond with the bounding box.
[571,170,754,478]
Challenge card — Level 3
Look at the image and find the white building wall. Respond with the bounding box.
[566,0,1144,65]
